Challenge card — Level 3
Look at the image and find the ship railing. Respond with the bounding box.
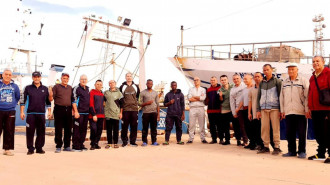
[177,39,330,64]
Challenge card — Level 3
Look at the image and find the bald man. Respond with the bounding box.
[187,77,207,144]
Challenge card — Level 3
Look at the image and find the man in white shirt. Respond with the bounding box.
[230,74,246,146]
[187,77,207,144]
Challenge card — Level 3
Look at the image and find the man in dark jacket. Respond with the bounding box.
[20,71,52,155]
[205,76,222,144]
[72,74,90,151]
[119,72,140,147]
[163,81,185,145]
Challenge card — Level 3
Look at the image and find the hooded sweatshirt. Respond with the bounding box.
[164,89,185,117]
[0,79,20,111]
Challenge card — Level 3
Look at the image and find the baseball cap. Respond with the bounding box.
[32,71,41,77]
[61,73,70,77]
[286,63,298,68]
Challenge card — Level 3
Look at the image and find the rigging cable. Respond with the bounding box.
[117,47,133,82]
[88,46,127,82]
[72,21,88,85]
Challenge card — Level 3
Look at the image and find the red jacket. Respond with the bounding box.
[89,89,105,118]
[308,67,330,111]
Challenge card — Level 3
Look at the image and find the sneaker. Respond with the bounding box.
[90,146,95,150]
[255,145,262,150]
[282,152,296,157]
[95,145,101,149]
[141,142,148,147]
[81,146,88,151]
[72,149,82,152]
[272,148,282,155]
[105,144,112,149]
[114,144,119,148]
[122,143,127,147]
[209,140,217,144]
[130,143,138,147]
[308,154,326,160]
[63,147,72,152]
[219,140,225,144]
[222,141,230,145]
[163,141,169,145]
[177,141,184,145]
[55,148,61,153]
[298,152,306,158]
[186,141,193,144]
[237,140,242,146]
[152,142,159,146]
[36,149,45,154]
[3,150,14,156]
[257,147,270,154]
[325,157,330,164]
[27,150,34,155]
[244,144,251,149]
[201,140,208,144]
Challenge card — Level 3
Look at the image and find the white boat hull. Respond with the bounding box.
[169,57,314,87]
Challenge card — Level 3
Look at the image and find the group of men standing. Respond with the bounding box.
[0,56,329,164]
[187,56,329,163]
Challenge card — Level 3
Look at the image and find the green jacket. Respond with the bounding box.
[104,88,123,120]
[256,76,282,111]
[218,84,233,111]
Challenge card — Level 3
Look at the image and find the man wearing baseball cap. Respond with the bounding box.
[20,71,52,155]
[280,63,310,158]
[50,72,74,153]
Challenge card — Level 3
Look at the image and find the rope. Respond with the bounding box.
[117,47,132,82]
[72,21,88,85]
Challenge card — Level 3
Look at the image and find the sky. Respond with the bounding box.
[0,0,330,93]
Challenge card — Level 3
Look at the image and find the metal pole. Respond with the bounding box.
[229,44,232,60]
[139,32,146,90]
[279,42,282,62]
[252,44,255,61]
[181,25,184,57]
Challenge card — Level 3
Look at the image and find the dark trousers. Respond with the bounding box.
[165,115,183,142]
[26,114,45,151]
[121,111,138,144]
[237,110,249,144]
[54,105,72,148]
[72,114,89,149]
[252,119,264,147]
[220,112,231,142]
[142,113,158,144]
[0,110,16,150]
[208,113,222,142]
[106,118,119,144]
[311,111,330,156]
[242,109,253,145]
[285,114,307,154]
[90,118,104,146]
[232,116,241,141]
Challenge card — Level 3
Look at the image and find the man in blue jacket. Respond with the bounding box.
[20,71,52,155]
[163,81,185,145]
[0,69,20,156]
